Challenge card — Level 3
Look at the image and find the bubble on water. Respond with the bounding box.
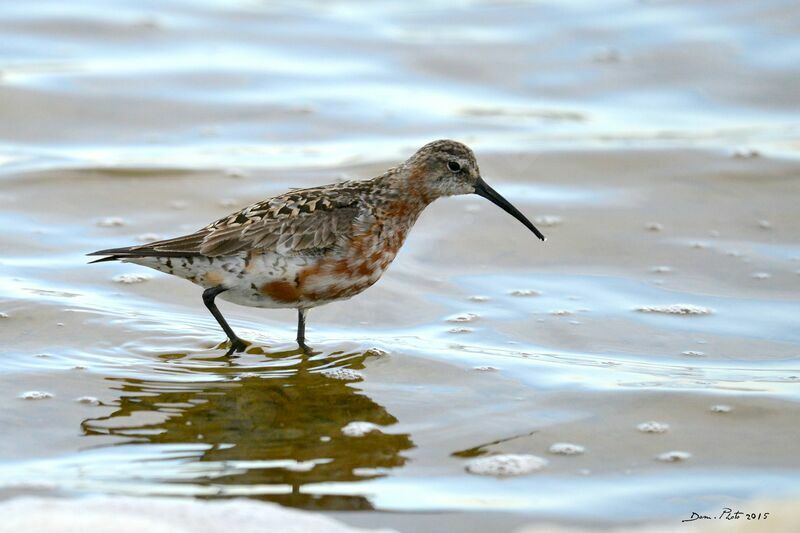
[550,309,573,316]
[96,217,126,227]
[635,304,713,315]
[342,421,381,437]
[76,396,101,406]
[533,215,562,227]
[757,219,772,229]
[473,365,498,372]
[549,442,585,455]
[321,368,363,381]
[468,295,490,302]
[447,313,479,323]
[56,322,64,327]
[650,266,673,273]
[682,351,705,357]
[20,391,53,400]
[113,273,152,284]
[320,436,331,442]
[280,461,317,473]
[656,451,691,462]
[136,233,161,242]
[645,222,663,232]
[637,421,669,433]
[711,404,732,413]
[509,289,540,297]
[751,272,771,280]
[465,454,547,476]
[0,312,8,319]
[448,327,473,334]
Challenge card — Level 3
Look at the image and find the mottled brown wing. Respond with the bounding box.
[88,181,371,260]
[198,206,360,256]
[196,184,366,256]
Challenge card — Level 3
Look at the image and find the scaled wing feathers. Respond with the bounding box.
[178,184,364,257]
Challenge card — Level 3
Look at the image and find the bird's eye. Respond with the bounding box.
[447,161,461,172]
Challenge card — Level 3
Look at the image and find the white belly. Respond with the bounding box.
[126,252,318,309]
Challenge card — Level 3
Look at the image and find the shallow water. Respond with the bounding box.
[1,0,800,530]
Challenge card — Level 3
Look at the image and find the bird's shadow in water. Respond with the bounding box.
[80,345,415,510]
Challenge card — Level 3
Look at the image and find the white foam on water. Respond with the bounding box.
[635,304,713,315]
[75,396,101,405]
[19,391,53,400]
[711,404,733,413]
[321,368,363,381]
[468,295,490,302]
[448,327,473,334]
[645,222,663,231]
[509,289,540,297]
[682,351,705,356]
[446,313,479,323]
[341,421,381,437]
[637,421,669,433]
[650,266,673,273]
[549,443,585,455]
[96,217,126,227]
[466,454,548,476]
[656,451,691,462]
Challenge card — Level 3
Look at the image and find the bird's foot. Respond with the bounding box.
[225,337,250,356]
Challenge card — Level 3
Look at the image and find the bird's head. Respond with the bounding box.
[405,139,546,241]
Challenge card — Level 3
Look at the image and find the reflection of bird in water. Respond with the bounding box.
[82,350,413,510]
[88,140,545,353]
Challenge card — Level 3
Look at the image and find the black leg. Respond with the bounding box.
[203,286,247,355]
[297,308,309,350]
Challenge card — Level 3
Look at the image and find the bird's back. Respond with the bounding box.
[88,172,424,309]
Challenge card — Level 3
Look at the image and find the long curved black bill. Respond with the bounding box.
[474,178,546,241]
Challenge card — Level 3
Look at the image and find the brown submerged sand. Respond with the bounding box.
[1,1,800,532]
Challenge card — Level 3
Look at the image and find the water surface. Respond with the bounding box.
[1,1,799,530]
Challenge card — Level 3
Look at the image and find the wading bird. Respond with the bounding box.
[89,140,545,353]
